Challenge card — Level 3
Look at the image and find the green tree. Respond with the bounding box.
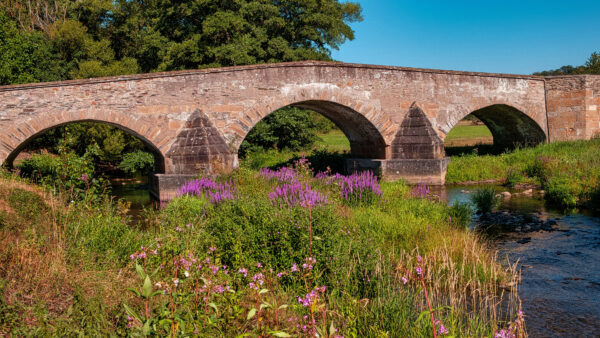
[0,11,64,84]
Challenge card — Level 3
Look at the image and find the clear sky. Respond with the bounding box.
[331,1,600,75]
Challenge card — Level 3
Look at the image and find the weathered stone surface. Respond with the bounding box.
[0,61,597,194]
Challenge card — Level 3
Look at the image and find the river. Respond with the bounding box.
[441,185,600,337]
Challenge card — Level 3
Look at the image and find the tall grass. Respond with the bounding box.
[0,165,523,336]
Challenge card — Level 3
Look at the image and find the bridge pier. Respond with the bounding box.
[344,158,450,185]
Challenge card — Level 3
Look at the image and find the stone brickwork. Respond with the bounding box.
[0,61,596,199]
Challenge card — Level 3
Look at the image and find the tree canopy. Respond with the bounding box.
[0,0,362,85]
[534,51,600,76]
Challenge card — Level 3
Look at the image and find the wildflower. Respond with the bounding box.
[184,271,190,278]
[210,265,219,274]
[173,278,179,286]
[79,173,89,182]
[277,272,284,278]
[401,276,408,284]
[238,267,248,277]
[417,255,423,263]
[256,262,263,268]
[213,285,225,294]
[438,323,449,335]
[416,267,423,276]
[175,226,183,232]
[291,263,299,272]
[186,223,191,228]
[209,246,217,252]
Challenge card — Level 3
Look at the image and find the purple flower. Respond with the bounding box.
[209,246,217,252]
[401,276,408,285]
[438,324,449,335]
[291,263,299,272]
[176,177,235,204]
[416,267,423,276]
[259,166,298,183]
[411,182,430,199]
[256,262,263,268]
[269,182,328,208]
[339,171,382,205]
[79,173,89,182]
[238,267,248,277]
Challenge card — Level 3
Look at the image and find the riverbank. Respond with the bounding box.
[0,165,522,336]
[446,139,600,210]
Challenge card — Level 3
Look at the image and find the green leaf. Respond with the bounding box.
[246,308,257,321]
[142,319,151,335]
[329,321,336,336]
[123,303,141,323]
[135,262,145,279]
[142,275,153,298]
[270,332,292,337]
[258,288,269,295]
[260,302,271,310]
[277,304,288,310]
[417,309,431,323]
[208,302,219,313]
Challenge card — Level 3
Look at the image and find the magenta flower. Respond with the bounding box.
[401,276,408,284]
[177,177,235,204]
[269,182,328,208]
[238,267,248,277]
[339,171,382,205]
[291,263,299,272]
[416,267,423,276]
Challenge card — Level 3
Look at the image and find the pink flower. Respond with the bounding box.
[416,267,423,276]
[401,276,408,284]
[238,267,248,277]
[291,263,299,272]
[256,262,263,268]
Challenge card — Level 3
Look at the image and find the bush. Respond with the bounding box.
[239,107,319,156]
[544,177,580,209]
[470,187,500,214]
[17,146,108,200]
[118,150,155,175]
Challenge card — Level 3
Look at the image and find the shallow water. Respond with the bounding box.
[440,186,600,337]
[110,179,154,222]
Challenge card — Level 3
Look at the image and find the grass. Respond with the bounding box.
[0,163,523,336]
[446,125,493,141]
[445,125,493,148]
[446,139,600,210]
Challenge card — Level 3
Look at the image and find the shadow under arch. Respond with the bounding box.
[452,104,547,149]
[4,119,166,173]
[245,100,388,159]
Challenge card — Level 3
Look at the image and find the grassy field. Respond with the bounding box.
[446,139,600,209]
[0,163,523,336]
[445,124,493,147]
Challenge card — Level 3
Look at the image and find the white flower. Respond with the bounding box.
[184,271,190,278]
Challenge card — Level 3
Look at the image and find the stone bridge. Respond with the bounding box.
[0,61,599,200]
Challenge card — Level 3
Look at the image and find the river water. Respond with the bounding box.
[441,186,600,337]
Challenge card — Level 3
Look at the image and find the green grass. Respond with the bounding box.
[446,125,493,141]
[446,139,600,210]
[315,129,350,151]
[0,166,521,336]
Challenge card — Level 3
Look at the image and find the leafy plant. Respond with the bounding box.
[118,150,155,175]
[470,187,500,214]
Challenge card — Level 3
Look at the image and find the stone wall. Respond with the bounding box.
[545,75,600,141]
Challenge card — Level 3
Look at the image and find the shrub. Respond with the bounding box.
[448,201,474,228]
[118,150,155,175]
[470,187,500,214]
[239,107,319,156]
[544,177,580,209]
[504,167,525,187]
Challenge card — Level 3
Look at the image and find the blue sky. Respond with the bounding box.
[331,1,600,74]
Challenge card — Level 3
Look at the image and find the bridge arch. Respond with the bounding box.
[445,103,547,148]
[231,89,398,160]
[2,111,167,172]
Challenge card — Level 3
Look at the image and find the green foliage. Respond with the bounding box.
[0,11,64,84]
[17,145,108,200]
[240,107,319,156]
[119,150,155,174]
[447,139,600,209]
[448,201,474,228]
[534,50,600,75]
[1,0,362,86]
[470,187,500,214]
